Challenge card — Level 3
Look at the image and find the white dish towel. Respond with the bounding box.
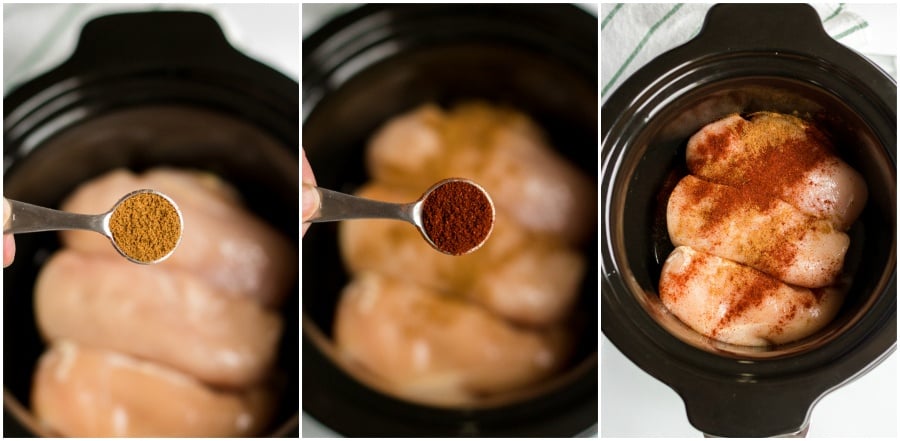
[601,3,897,103]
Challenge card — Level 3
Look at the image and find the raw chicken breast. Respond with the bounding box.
[59,168,295,308]
[686,112,867,230]
[334,272,571,405]
[659,246,844,346]
[35,250,282,388]
[339,183,584,326]
[667,175,849,288]
[365,104,446,188]
[366,102,595,244]
[32,341,273,437]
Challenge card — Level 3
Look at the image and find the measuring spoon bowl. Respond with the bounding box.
[4,189,183,264]
[306,178,495,255]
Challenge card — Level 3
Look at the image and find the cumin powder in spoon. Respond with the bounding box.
[109,192,182,263]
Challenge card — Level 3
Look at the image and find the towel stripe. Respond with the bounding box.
[833,20,869,40]
[823,3,845,22]
[602,3,624,30]
[602,3,684,97]
[689,22,702,39]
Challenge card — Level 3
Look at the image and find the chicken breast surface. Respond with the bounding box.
[366,102,595,245]
[334,272,571,406]
[32,341,273,437]
[686,112,867,230]
[339,183,584,326]
[659,246,844,346]
[667,175,849,288]
[59,168,295,308]
[35,250,282,388]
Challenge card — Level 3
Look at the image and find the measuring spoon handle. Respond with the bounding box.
[3,199,106,234]
[307,187,416,223]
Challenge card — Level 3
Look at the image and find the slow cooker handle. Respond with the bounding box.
[691,4,843,57]
[676,378,820,437]
[60,11,262,77]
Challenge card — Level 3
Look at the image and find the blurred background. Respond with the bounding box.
[4,3,299,93]
[601,3,897,437]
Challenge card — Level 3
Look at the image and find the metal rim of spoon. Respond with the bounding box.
[3,189,183,265]
[305,177,495,255]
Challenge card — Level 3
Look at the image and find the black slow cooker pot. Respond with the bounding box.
[602,4,896,437]
[3,11,299,437]
[302,4,597,437]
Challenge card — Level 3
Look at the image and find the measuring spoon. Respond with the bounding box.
[305,178,495,255]
[3,189,183,264]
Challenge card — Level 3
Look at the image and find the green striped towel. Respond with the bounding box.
[601,3,895,102]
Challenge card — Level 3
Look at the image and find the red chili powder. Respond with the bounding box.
[678,176,800,275]
[421,180,494,255]
[689,113,837,213]
[712,265,781,337]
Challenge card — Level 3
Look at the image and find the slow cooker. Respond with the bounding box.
[3,11,299,437]
[602,4,896,437]
[302,4,597,437]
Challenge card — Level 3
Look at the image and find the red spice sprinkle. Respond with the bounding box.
[677,176,801,274]
[660,250,708,303]
[421,180,494,255]
[690,112,838,211]
[661,112,849,346]
[714,264,781,333]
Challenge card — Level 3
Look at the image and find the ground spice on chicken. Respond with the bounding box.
[689,112,837,212]
[108,191,182,263]
[661,112,853,346]
[421,180,494,255]
[676,176,801,276]
[711,265,781,338]
[658,250,710,303]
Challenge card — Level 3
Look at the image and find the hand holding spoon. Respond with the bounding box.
[3,189,183,264]
[305,178,495,255]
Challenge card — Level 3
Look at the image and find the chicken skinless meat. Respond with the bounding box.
[35,249,282,388]
[334,272,571,405]
[59,168,295,308]
[685,112,867,230]
[32,341,274,437]
[660,246,844,346]
[30,167,289,436]
[667,175,849,288]
[334,102,591,404]
[660,111,863,347]
[366,102,595,245]
[339,183,584,327]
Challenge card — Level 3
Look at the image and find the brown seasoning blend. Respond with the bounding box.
[109,192,182,263]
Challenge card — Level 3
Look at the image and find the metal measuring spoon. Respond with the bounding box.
[305,178,495,255]
[3,189,184,264]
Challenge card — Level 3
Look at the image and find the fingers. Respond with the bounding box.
[301,149,318,238]
[3,234,14,268]
[3,198,14,268]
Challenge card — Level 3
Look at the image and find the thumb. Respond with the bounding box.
[302,183,320,223]
[3,198,14,268]
[3,198,10,230]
